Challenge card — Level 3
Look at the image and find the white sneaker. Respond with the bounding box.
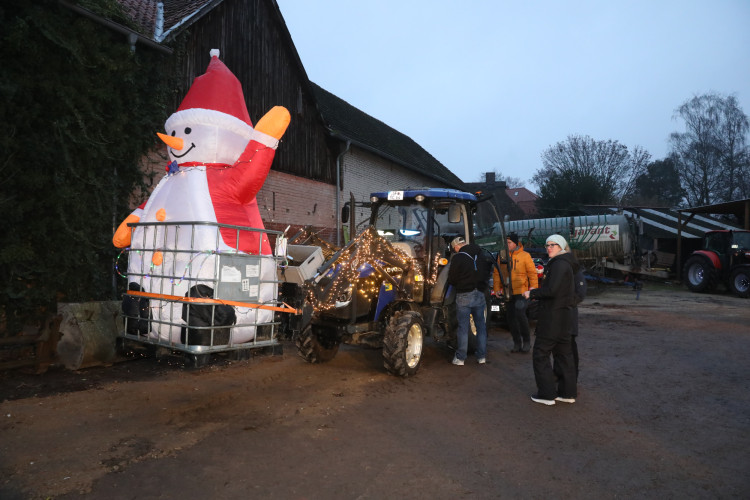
[452,356,464,366]
[555,397,576,403]
[477,358,486,364]
[531,395,556,405]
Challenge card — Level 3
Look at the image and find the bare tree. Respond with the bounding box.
[534,135,650,207]
[670,92,749,206]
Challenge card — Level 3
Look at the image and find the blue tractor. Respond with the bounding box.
[283,189,506,376]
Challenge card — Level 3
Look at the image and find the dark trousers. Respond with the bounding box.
[571,335,579,376]
[507,295,530,347]
[554,335,579,380]
[533,335,577,400]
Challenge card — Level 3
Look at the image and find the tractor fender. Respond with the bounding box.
[693,250,722,270]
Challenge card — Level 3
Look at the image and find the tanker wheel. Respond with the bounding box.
[295,324,339,363]
[382,310,424,377]
[729,266,750,298]
[683,255,718,293]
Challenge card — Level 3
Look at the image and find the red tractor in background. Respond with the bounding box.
[683,230,750,298]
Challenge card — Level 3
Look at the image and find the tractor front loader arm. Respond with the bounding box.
[302,226,415,313]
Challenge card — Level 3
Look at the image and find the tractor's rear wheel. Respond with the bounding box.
[295,324,339,363]
[729,266,750,298]
[683,255,718,293]
[383,311,424,377]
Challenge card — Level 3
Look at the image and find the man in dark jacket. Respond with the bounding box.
[523,234,579,405]
[447,236,488,365]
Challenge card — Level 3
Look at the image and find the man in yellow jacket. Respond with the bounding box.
[493,232,538,352]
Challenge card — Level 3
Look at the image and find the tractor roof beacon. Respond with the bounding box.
[280,188,507,377]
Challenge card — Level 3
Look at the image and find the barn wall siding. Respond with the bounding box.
[169,0,335,184]
[257,170,336,240]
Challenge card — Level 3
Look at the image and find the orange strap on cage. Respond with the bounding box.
[126,290,300,314]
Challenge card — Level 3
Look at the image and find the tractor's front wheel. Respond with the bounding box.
[295,324,340,363]
[383,311,424,377]
[683,255,718,293]
[729,266,750,298]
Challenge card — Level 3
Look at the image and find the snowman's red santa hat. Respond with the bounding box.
[164,49,253,139]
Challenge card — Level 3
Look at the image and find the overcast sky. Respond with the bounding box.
[276,0,750,190]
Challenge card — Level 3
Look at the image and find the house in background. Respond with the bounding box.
[506,186,539,218]
[463,172,528,222]
[83,0,465,244]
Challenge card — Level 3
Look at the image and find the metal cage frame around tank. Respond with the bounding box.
[116,220,295,358]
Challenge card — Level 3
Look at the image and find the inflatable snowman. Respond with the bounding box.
[113,49,290,346]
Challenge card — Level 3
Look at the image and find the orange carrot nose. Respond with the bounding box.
[157,132,184,150]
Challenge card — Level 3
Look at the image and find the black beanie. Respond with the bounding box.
[507,232,519,245]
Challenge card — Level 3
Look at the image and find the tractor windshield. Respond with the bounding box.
[372,202,429,245]
[371,199,469,259]
[373,202,466,242]
[369,193,504,254]
[732,231,750,250]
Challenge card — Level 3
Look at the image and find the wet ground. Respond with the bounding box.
[1,281,748,499]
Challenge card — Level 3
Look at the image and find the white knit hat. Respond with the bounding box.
[546,234,568,250]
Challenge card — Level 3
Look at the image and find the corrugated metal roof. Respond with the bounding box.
[592,206,743,239]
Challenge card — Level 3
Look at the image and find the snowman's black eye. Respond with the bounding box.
[184,127,192,134]
[170,130,176,136]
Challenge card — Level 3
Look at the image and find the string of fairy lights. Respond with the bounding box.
[302,226,448,312]
[162,142,274,174]
[115,246,222,286]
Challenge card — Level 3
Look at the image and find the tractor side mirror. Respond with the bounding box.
[448,203,461,224]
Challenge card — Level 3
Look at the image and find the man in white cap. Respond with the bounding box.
[523,234,579,405]
[447,236,489,365]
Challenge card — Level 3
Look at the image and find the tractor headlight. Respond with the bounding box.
[335,286,354,308]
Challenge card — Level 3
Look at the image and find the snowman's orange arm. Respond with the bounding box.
[254,106,290,141]
[226,106,290,204]
[112,203,146,248]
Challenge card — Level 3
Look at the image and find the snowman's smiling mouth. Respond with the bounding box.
[172,143,195,158]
